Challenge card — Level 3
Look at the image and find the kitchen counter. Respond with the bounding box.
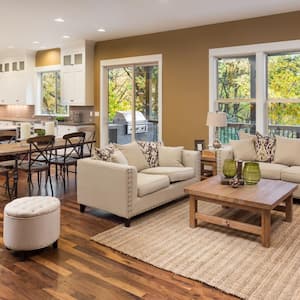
[57,122,95,126]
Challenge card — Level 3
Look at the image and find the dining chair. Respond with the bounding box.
[51,131,86,187]
[0,130,17,169]
[18,135,55,196]
[75,126,95,158]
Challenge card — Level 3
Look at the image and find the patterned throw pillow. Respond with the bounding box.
[137,141,162,167]
[94,144,116,161]
[255,132,276,162]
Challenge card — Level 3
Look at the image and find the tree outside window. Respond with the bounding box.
[41,71,67,115]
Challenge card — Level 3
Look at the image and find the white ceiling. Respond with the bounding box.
[1,0,300,51]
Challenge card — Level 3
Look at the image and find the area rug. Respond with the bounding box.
[91,199,300,300]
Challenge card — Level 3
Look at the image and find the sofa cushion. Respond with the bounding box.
[111,150,128,165]
[137,141,162,167]
[238,130,256,142]
[137,173,170,197]
[141,167,194,182]
[258,162,289,180]
[159,146,184,167]
[255,132,276,162]
[94,144,116,161]
[274,136,300,166]
[118,142,148,171]
[230,139,257,161]
[281,167,300,184]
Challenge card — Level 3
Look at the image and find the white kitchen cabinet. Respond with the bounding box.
[61,41,94,106]
[57,124,95,138]
[0,53,35,105]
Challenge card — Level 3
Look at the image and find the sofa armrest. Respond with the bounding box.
[182,150,201,180]
[77,158,137,218]
[216,146,234,175]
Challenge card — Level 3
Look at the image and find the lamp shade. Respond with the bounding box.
[206,112,227,127]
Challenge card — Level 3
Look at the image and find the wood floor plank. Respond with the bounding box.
[66,259,147,298]
[0,172,237,300]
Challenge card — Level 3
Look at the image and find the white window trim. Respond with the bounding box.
[209,39,300,145]
[100,54,163,147]
[34,65,68,117]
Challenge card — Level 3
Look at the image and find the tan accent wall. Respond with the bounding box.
[95,11,300,149]
[35,48,60,67]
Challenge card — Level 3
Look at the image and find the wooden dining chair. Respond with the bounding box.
[74,126,95,158]
[51,131,85,187]
[0,130,17,169]
[18,135,55,196]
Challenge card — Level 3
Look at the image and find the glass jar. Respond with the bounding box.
[223,159,237,178]
[243,162,261,185]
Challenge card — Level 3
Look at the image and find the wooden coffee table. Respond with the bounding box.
[184,176,297,247]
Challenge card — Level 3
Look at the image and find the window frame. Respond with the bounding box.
[34,65,69,117]
[209,39,300,145]
[100,54,163,147]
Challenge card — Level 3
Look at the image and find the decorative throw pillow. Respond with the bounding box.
[255,132,276,162]
[137,141,162,167]
[117,142,149,171]
[111,150,128,165]
[230,139,257,161]
[158,146,184,167]
[94,144,116,161]
[273,136,300,166]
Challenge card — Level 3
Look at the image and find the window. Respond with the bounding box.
[40,71,67,116]
[217,56,256,143]
[267,52,300,137]
[210,40,300,145]
[100,55,162,147]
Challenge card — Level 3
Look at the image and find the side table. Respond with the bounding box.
[201,150,217,180]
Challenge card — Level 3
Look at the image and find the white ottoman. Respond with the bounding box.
[3,196,60,251]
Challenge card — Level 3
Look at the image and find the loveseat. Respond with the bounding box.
[216,132,300,199]
[77,141,201,226]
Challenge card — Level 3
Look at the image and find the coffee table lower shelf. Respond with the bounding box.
[189,195,293,248]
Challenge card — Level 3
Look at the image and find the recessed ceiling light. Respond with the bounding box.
[32,41,40,44]
[54,18,64,23]
[62,35,70,39]
[97,28,106,32]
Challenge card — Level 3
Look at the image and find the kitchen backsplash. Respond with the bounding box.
[0,105,95,123]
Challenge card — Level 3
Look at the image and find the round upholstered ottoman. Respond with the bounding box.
[3,196,60,252]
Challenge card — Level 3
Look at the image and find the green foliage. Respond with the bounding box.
[268,54,300,125]
[108,65,158,122]
[41,71,67,116]
[218,57,254,99]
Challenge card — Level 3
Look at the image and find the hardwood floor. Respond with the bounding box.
[0,170,238,300]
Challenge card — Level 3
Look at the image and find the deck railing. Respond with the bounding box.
[219,123,300,143]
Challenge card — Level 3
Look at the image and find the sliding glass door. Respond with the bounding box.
[107,63,159,144]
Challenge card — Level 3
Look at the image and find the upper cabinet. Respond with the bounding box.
[61,41,94,106]
[0,53,35,105]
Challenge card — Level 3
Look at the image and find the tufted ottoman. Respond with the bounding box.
[3,196,60,252]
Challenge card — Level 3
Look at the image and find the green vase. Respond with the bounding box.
[243,162,261,185]
[223,159,237,178]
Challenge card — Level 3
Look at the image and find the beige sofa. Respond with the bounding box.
[77,148,200,226]
[216,145,300,199]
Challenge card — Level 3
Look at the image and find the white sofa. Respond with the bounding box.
[216,145,300,199]
[77,149,200,226]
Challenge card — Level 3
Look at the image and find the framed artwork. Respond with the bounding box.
[194,139,205,151]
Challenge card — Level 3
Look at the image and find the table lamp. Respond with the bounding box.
[206,112,227,149]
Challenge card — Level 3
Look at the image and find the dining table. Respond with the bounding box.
[0,138,95,198]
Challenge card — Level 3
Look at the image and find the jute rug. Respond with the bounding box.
[91,199,300,300]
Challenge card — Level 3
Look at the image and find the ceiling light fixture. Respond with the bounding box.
[54,18,64,23]
[8,45,15,49]
[62,35,70,39]
[32,41,40,44]
[97,28,106,32]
